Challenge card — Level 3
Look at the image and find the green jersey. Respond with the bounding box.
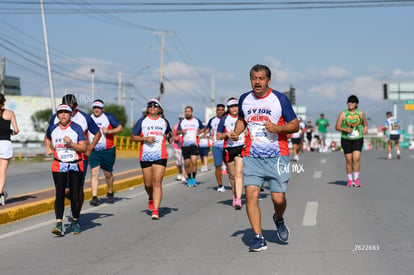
[341,109,364,140]
[316,118,329,133]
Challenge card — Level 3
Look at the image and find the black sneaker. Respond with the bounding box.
[106,192,114,204]
[249,234,267,252]
[71,220,81,234]
[51,222,64,236]
[89,196,100,206]
[273,215,290,243]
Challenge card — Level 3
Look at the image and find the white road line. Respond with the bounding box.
[313,170,322,178]
[303,201,318,226]
[320,159,326,164]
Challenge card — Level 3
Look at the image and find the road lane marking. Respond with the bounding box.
[303,201,318,226]
[320,159,326,164]
[313,171,322,178]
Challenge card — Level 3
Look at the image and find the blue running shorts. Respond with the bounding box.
[243,156,291,193]
[212,146,224,167]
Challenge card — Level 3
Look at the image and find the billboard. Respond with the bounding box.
[5,95,59,142]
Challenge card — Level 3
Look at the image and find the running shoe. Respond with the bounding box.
[192,178,198,187]
[186,178,193,187]
[176,174,183,181]
[217,186,225,193]
[148,199,154,211]
[51,222,64,236]
[354,178,361,188]
[89,196,100,206]
[294,155,299,162]
[0,191,7,206]
[273,215,290,243]
[347,180,353,187]
[397,154,401,159]
[232,196,236,208]
[71,220,81,234]
[249,235,267,252]
[106,192,114,204]
[152,209,159,220]
[235,199,242,210]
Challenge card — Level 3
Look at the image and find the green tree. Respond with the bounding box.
[31,108,52,133]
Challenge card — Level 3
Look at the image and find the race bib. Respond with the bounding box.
[251,124,269,142]
[348,128,359,138]
[56,149,78,163]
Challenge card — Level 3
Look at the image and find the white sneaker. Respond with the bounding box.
[0,191,7,206]
[294,155,299,161]
[217,186,225,192]
[176,174,182,181]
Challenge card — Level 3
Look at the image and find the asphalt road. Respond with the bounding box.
[0,149,413,275]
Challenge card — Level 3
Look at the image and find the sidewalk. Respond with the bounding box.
[0,161,181,226]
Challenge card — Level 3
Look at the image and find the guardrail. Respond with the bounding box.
[114,136,140,151]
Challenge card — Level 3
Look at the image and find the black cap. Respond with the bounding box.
[62,94,78,107]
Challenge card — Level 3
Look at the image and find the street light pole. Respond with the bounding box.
[91,68,95,101]
[40,0,56,112]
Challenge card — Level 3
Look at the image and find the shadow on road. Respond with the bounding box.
[231,227,289,248]
[63,212,114,234]
[327,180,348,186]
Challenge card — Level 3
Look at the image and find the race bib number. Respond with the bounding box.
[251,124,269,142]
[56,149,78,163]
[348,128,359,138]
[184,132,196,142]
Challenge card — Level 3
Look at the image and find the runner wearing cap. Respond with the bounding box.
[217,97,246,209]
[45,104,87,235]
[49,94,101,218]
[131,98,172,220]
[88,99,123,206]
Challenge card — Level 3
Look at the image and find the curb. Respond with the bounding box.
[0,158,211,226]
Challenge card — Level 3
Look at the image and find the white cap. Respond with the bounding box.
[226,98,238,106]
[147,98,161,108]
[57,104,72,113]
[92,100,104,108]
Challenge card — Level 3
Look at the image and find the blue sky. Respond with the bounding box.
[1,1,414,130]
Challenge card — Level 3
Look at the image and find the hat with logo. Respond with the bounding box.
[57,104,72,113]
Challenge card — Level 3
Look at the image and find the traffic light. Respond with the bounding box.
[289,86,296,105]
[383,83,388,99]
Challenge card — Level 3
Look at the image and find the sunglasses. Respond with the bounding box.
[228,104,238,108]
[147,103,160,108]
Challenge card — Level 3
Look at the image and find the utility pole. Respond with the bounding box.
[211,74,215,109]
[40,0,56,112]
[1,57,5,95]
[90,68,95,101]
[118,72,122,105]
[153,30,175,103]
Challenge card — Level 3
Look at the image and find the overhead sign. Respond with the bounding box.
[388,83,414,100]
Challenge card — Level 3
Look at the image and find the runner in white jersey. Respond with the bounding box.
[49,94,102,219]
[384,111,401,159]
[217,97,246,209]
[88,99,124,206]
[176,106,206,187]
[206,104,226,192]
[231,64,299,252]
[45,104,87,235]
[132,98,172,220]
[291,117,306,161]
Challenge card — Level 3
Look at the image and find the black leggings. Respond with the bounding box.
[53,171,83,220]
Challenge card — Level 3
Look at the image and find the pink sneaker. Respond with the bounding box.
[222,169,227,175]
[232,196,236,207]
[148,199,154,211]
[347,180,353,187]
[235,199,242,210]
[354,178,361,187]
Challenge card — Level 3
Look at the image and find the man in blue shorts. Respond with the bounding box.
[206,104,226,192]
[232,64,299,252]
[88,100,123,206]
